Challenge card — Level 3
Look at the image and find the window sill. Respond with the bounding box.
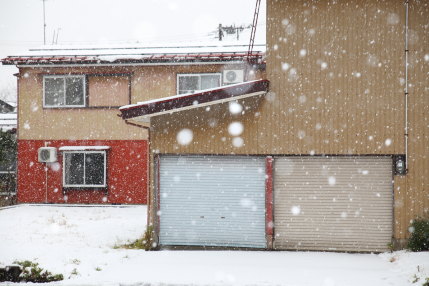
[63,187,108,192]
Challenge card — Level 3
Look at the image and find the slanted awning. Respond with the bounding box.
[119,79,269,122]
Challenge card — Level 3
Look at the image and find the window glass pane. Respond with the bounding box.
[178,76,199,94]
[64,153,84,185]
[85,153,105,185]
[65,77,84,105]
[201,75,220,90]
[45,78,65,106]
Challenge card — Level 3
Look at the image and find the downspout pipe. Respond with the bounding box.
[404,0,409,172]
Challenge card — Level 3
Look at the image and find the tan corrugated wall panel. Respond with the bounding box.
[273,156,393,252]
[154,0,406,155]
[150,0,428,241]
[266,0,405,155]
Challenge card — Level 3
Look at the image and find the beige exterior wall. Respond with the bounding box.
[88,75,130,107]
[148,0,428,241]
[18,63,259,141]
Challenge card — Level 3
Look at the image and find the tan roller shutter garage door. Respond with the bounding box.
[274,156,393,252]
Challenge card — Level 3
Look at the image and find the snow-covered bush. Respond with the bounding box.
[407,218,429,252]
[13,260,63,283]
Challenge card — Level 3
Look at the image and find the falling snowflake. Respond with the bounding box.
[176,128,193,145]
[387,13,400,25]
[265,91,276,102]
[208,118,218,128]
[328,176,336,185]
[228,122,244,136]
[173,175,181,182]
[240,198,254,207]
[281,62,291,71]
[291,206,301,215]
[49,162,61,172]
[232,137,244,148]
[229,102,243,115]
[385,138,392,146]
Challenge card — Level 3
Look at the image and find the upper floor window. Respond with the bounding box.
[177,73,221,94]
[43,75,85,108]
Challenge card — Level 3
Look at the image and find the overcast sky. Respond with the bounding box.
[0,0,266,98]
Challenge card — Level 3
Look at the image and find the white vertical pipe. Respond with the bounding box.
[44,142,49,203]
[404,0,409,172]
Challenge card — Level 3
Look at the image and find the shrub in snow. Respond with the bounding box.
[407,218,429,252]
[12,260,63,283]
[117,226,157,251]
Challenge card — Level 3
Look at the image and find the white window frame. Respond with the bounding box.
[62,150,107,188]
[43,75,86,108]
[176,73,222,95]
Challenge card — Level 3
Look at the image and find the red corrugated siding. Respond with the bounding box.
[17,140,148,204]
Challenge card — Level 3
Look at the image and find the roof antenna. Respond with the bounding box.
[42,0,47,45]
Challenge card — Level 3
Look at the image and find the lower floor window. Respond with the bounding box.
[63,151,106,188]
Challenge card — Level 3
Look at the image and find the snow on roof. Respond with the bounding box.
[0,113,17,119]
[1,43,265,66]
[58,146,110,151]
[0,113,17,131]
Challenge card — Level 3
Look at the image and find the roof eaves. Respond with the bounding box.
[1,52,264,66]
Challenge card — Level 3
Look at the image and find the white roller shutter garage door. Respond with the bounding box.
[159,155,266,248]
[274,156,393,252]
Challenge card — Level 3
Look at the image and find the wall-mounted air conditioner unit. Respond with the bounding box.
[223,70,244,84]
[38,147,57,163]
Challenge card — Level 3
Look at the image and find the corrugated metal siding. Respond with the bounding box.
[159,155,266,248]
[273,156,393,252]
[152,0,407,156]
[147,0,428,242]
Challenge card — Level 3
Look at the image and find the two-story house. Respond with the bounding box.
[2,0,428,253]
[1,44,265,205]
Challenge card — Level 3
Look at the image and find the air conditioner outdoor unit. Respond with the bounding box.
[38,147,57,163]
[223,70,244,84]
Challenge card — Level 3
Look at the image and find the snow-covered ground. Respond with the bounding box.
[0,204,428,286]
